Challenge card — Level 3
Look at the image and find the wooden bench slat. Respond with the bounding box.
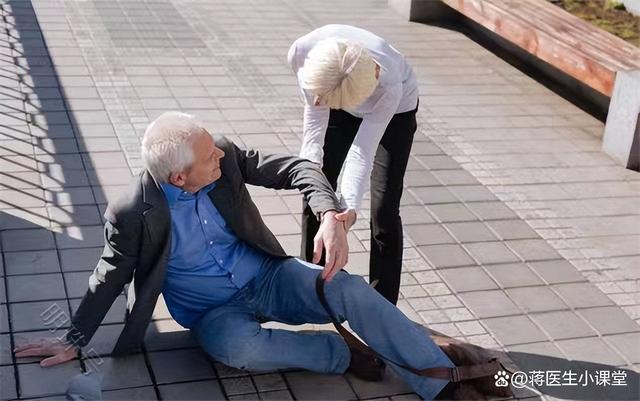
[447,0,639,68]
[441,0,640,96]
[509,0,640,67]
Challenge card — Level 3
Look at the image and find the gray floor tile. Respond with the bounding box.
[78,138,122,153]
[530,311,597,340]
[1,365,17,400]
[254,197,290,216]
[47,204,102,226]
[528,260,586,284]
[41,170,90,189]
[486,220,538,240]
[506,286,568,313]
[259,389,294,400]
[556,337,626,366]
[0,305,8,334]
[263,214,299,235]
[84,324,124,356]
[63,271,91,298]
[411,187,457,204]
[59,247,102,271]
[10,301,71,332]
[3,250,60,276]
[253,373,288,392]
[578,307,640,335]
[221,376,257,396]
[70,295,126,325]
[18,361,82,398]
[444,222,498,242]
[144,319,198,351]
[605,333,640,363]
[44,187,96,207]
[286,371,355,400]
[228,393,260,401]
[103,386,158,400]
[465,201,518,220]
[507,341,566,359]
[399,205,435,224]
[148,349,215,384]
[403,170,440,187]
[426,203,477,222]
[0,334,10,366]
[0,208,50,231]
[87,168,133,187]
[214,362,248,378]
[152,295,172,321]
[483,263,543,288]
[391,394,422,401]
[552,283,614,308]
[96,355,153,390]
[1,228,55,252]
[506,239,560,261]
[464,242,520,264]
[432,169,478,185]
[405,224,456,246]
[158,380,225,400]
[448,185,497,202]
[440,267,498,292]
[418,244,476,268]
[459,290,520,318]
[482,315,547,345]
[416,156,457,169]
[347,367,413,398]
[7,274,66,303]
[55,225,104,249]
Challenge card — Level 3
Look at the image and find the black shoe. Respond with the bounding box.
[434,382,458,400]
[347,347,386,382]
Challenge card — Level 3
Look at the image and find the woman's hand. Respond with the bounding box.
[335,209,357,231]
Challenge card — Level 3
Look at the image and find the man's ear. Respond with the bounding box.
[168,171,186,187]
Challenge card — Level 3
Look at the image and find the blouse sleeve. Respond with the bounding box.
[339,83,403,211]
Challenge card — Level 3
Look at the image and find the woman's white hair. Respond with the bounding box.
[141,111,204,183]
[301,38,378,110]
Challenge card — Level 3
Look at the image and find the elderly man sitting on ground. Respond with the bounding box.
[15,111,456,400]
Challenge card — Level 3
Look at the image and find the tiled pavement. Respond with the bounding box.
[0,0,639,400]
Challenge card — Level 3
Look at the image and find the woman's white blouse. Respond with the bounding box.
[288,24,418,211]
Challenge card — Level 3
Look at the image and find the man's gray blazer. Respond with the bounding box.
[67,135,342,356]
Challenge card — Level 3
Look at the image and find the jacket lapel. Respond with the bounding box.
[140,170,170,244]
[207,175,239,234]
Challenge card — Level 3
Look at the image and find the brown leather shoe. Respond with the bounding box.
[347,346,386,382]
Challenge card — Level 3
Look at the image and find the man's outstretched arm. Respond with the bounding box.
[15,207,141,366]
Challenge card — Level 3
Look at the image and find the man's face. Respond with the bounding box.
[179,130,225,192]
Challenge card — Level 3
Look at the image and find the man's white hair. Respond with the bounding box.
[301,38,378,110]
[141,111,204,183]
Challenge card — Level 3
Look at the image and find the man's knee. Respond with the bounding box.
[222,334,269,371]
[195,316,266,370]
[331,272,374,302]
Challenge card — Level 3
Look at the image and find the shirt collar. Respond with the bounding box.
[160,182,216,208]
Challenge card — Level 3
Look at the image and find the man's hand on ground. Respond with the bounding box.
[314,210,349,281]
[14,337,79,367]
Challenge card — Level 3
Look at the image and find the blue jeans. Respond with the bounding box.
[193,257,454,400]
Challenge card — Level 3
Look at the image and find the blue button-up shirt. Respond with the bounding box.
[160,182,268,328]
